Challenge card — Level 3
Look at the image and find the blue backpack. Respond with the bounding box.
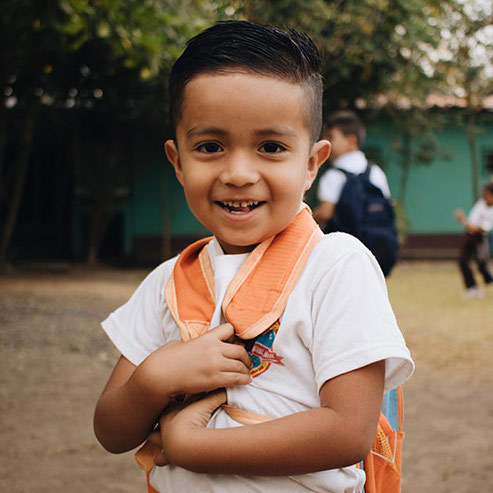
[327,163,398,276]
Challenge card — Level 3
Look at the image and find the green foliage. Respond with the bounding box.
[233,0,452,111]
[432,1,492,106]
[1,0,226,263]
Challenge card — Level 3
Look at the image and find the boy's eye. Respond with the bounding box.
[196,142,223,153]
[259,142,286,153]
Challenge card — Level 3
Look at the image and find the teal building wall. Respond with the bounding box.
[122,156,208,259]
[365,117,493,235]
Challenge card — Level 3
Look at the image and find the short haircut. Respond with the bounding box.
[325,110,366,148]
[169,20,323,143]
[485,183,493,194]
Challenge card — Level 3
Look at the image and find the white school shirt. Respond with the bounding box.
[317,151,391,204]
[102,233,414,493]
[468,198,493,233]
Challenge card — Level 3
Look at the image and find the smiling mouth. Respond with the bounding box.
[216,200,265,213]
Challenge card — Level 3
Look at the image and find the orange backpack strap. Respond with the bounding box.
[362,386,404,493]
[165,236,215,341]
[165,205,323,340]
[145,471,160,493]
[222,206,323,339]
[135,440,162,474]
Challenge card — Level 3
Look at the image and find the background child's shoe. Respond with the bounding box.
[464,287,484,298]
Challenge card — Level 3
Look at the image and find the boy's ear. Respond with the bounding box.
[305,139,331,190]
[164,139,184,185]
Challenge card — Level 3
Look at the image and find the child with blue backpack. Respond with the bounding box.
[313,111,398,276]
[94,21,414,493]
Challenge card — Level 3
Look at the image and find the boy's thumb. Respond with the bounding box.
[212,322,236,342]
[198,389,227,413]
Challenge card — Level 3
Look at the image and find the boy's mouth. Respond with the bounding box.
[216,200,264,213]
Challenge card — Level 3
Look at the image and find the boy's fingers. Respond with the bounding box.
[208,323,254,370]
[154,451,169,467]
[221,372,252,387]
[192,389,227,413]
[223,342,253,369]
[207,389,228,408]
[147,430,163,448]
[209,323,235,342]
[177,390,228,429]
[145,431,169,467]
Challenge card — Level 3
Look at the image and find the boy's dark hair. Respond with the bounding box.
[485,183,493,194]
[169,20,323,143]
[325,110,366,148]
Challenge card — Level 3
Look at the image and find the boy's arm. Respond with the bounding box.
[159,360,385,475]
[454,208,483,234]
[94,323,252,454]
[94,354,161,453]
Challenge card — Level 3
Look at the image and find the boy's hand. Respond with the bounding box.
[162,390,227,430]
[135,323,252,402]
[147,390,227,467]
[159,390,227,466]
[147,429,168,467]
[454,208,466,223]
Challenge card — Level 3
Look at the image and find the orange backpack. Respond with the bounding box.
[360,386,404,493]
[136,207,405,493]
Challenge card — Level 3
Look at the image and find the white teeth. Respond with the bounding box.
[222,200,260,208]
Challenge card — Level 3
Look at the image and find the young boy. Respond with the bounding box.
[454,183,493,297]
[94,21,414,492]
[312,110,392,230]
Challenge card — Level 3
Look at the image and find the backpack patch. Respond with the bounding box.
[328,164,398,276]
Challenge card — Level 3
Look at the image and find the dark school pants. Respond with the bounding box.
[457,232,493,288]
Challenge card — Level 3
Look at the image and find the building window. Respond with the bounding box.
[483,149,493,177]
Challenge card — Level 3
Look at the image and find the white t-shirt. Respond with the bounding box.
[468,198,493,233]
[102,233,414,493]
[317,151,391,204]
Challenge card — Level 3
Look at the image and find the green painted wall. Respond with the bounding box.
[122,156,208,254]
[365,116,493,234]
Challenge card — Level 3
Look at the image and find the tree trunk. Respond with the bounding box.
[0,102,37,273]
[0,103,7,202]
[86,210,110,266]
[161,211,172,261]
[398,131,412,205]
[466,113,480,201]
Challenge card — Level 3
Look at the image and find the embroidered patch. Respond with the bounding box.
[248,320,284,378]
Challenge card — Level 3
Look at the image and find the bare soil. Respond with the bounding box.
[0,261,491,492]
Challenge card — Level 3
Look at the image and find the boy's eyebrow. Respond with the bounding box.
[186,126,228,138]
[185,125,299,139]
[254,126,299,139]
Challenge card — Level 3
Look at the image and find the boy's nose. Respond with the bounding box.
[219,153,260,187]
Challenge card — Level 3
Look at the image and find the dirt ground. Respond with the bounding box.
[0,261,492,492]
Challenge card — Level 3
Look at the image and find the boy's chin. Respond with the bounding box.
[216,239,258,255]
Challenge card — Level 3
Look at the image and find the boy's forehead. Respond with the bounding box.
[178,71,314,137]
[182,69,301,96]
